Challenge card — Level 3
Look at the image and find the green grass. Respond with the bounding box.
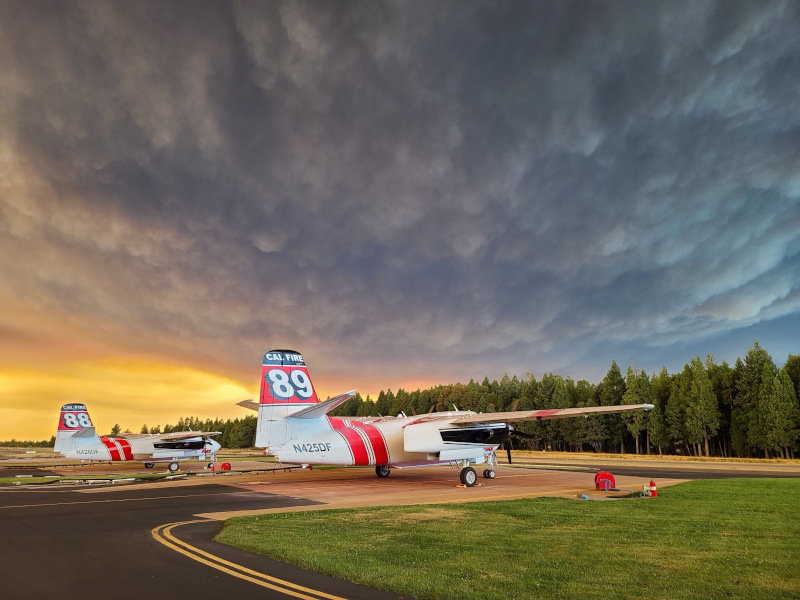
[215,479,800,600]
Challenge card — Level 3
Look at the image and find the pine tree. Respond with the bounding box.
[685,357,720,457]
[733,340,777,457]
[647,369,670,454]
[375,391,392,416]
[783,354,800,399]
[757,369,799,458]
[600,360,627,453]
[621,366,648,454]
[706,356,734,457]
[666,366,692,454]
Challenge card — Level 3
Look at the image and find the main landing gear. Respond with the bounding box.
[458,453,497,487]
[376,464,391,478]
[460,467,477,486]
[144,462,155,469]
[168,461,180,473]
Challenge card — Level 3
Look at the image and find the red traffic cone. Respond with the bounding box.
[650,480,658,497]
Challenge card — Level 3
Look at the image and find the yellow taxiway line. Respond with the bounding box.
[151,520,347,600]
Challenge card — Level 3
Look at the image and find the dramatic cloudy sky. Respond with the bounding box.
[2,1,798,439]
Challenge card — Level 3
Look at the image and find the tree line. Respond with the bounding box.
[326,340,798,459]
[5,341,797,458]
[1,417,258,450]
[103,416,258,450]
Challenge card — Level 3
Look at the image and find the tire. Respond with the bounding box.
[460,467,477,487]
[208,462,215,469]
[376,465,391,478]
[483,469,496,479]
[144,462,155,469]
[168,462,179,473]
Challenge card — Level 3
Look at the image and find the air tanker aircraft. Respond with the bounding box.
[238,349,654,486]
[54,404,221,472]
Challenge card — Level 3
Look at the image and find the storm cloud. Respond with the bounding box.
[1,0,798,393]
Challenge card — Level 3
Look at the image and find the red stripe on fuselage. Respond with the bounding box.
[116,439,133,460]
[350,422,389,465]
[329,418,370,465]
[100,437,121,461]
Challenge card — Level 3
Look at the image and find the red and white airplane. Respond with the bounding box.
[53,404,221,473]
[238,349,653,486]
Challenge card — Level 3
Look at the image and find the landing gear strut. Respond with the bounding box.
[376,464,391,478]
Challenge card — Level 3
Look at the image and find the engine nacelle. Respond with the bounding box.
[404,421,510,453]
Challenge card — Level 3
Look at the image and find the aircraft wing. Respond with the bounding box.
[127,431,221,441]
[448,403,654,425]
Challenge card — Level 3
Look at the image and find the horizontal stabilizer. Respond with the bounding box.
[288,390,357,419]
[236,399,259,412]
[72,426,96,438]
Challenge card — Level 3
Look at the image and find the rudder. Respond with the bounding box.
[256,350,319,449]
[54,404,95,453]
[260,350,320,405]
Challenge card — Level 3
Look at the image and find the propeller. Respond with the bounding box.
[503,426,537,464]
[503,439,513,464]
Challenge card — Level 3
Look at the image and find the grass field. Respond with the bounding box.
[215,479,800,600]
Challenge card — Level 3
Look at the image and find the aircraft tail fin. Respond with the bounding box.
[54,404,97,453]
[254,349,323,449]
[259,350,320,405]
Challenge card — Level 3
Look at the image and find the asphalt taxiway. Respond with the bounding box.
[0,482,407,600]
[2,458,797,600]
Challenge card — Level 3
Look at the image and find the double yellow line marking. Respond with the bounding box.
[151,520,347,600]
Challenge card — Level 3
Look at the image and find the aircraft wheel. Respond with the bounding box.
[168,461,179,473]
[144,462,155,469]
[483,469,496,479]
[460,467,477,487]
[376,464,391,478]
[208,462,215,469]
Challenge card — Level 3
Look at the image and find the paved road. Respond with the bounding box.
[0,483,408,600]
[507,456,800,480]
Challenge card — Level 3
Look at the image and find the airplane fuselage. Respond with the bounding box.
[267,411,510,468]
[59,435,220,464]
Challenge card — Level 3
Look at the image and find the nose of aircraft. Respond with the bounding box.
[208,439,221,452]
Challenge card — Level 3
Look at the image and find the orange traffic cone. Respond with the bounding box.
[650,480,658,497]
